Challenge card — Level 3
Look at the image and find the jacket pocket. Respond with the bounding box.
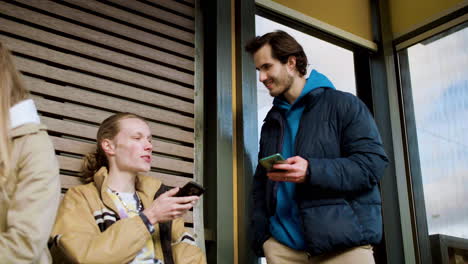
[299,199,363,255]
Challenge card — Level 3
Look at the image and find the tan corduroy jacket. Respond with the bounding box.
[50,167,206,264]
[0,123,61,264]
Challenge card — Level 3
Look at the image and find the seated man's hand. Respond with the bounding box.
[267,156,308,183]
[143,187,199,225]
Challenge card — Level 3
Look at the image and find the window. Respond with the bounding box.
[399,22,468,239]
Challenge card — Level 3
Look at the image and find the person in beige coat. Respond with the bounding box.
[0,42,61,263]
[50,113,206,264]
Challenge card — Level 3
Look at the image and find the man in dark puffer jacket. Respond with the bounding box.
[245,31,388,263]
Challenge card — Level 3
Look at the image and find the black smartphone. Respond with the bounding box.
[175,181,205,197]
[259,153,287,171]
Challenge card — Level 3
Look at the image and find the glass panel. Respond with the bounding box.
[404,23,468,238]
[255,15,356,137]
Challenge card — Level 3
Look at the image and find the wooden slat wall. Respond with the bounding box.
[0,0,197,226]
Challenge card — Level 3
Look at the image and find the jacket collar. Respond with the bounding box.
[93,167,119,213]
[93,167,161,213]
[303,87,328,110]
[94,167,111,192]
[264,88,328,122]
[9,99,41,129]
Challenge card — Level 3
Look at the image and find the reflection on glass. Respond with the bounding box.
[406,23,468,238]
[255,15,356,138]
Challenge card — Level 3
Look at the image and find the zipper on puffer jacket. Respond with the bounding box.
[277,112,285,155]
[267,110,285,216]
[293,89,324,155]
[264,108,285,155]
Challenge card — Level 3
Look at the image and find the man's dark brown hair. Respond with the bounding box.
[245,30,308,76]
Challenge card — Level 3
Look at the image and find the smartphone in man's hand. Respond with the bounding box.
[259,153,287,171]
[175,181,205,197]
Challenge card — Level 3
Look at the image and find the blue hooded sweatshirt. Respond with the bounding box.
[269,70,335,250]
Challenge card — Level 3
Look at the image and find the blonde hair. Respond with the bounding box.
[0,42,29,178]
[81,112,147,183]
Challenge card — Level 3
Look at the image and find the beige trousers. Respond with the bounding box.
[263,237,375,264]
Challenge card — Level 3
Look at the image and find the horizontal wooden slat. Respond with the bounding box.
[146,0,195,18]
[57,155,82,172]
[1,36,194,101]
[106,0,194,31]
[32,95,194,144]
[60,174,82,189]
[57,154,193,182]
[43,116,97,139]
[53,136,95,155]
[14,0,194,57]
[0,2,193,71]
[12,57,193,115]
[64,0,194,43]
[42,116,193,159]
[0,18,194,87]
[26,76,193,129]
[53,137,193,174]
[60,174,193,223]
[22,75,193,129]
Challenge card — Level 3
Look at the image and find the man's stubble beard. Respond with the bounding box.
[271,74,294,98]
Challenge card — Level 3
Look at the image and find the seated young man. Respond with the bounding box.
[49,113,206,264]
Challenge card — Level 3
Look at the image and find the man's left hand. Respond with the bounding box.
[267,156,308,183]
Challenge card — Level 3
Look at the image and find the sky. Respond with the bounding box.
[408,25,468,238]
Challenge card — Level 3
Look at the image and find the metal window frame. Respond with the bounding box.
[370,0,417,263]
[234,0,258,263]
[201,0,234,262]
[194,0,206,252]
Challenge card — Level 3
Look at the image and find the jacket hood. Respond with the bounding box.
[273,70,335,110]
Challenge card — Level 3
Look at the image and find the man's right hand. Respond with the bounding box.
[142,187,199,225]
[267,155,308,183]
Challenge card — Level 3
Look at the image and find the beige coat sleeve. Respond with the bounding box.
[51,188,153,264]
[171,217,207,264]
[0,131,61,263]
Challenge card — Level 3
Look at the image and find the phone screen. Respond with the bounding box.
[175,181,205,197]
[259,153,286,171]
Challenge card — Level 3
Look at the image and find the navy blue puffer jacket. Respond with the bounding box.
[251,88,389,256]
